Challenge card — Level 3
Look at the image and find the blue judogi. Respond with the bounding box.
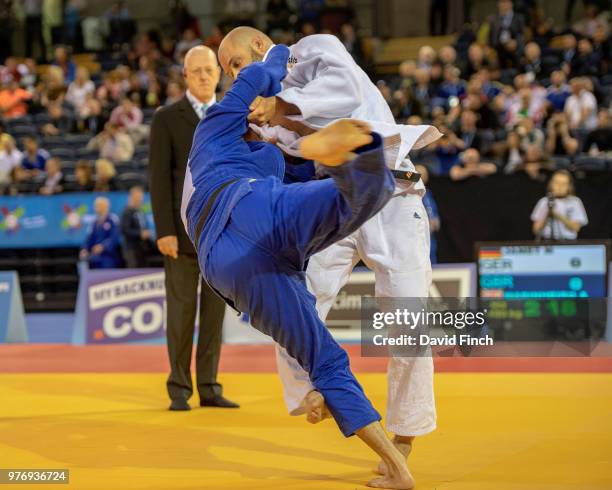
[182,45,395,437]
[82,214,122,269]
[422,190,439,264]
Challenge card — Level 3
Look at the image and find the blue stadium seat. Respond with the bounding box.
[10,124,37,138]
[601,74,612,86]
[573,155,607,171]
[552,156,571,170]
[117,172,147,190]
[6,115,33,127]
[64,134,92,149]
[50,148,76,159]
[115,161,135,174]
[33,113,52,126]
[75,148,99,159]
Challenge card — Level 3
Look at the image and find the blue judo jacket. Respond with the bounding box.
[182,45,291,265]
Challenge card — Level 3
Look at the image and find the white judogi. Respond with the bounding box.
[258,35,441,437]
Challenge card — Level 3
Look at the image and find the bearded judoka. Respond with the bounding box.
[218,27,441,473]
[180,42,415,489]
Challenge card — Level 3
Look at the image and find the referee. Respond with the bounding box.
[149,46,238,411]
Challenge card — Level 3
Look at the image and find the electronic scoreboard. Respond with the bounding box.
[476,241,609,342]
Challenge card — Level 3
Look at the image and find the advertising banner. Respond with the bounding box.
[0,192,154,248]
[73,268,166,344]
[72,264,477,345]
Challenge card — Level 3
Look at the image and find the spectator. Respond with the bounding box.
[110,96,143,129]
[51,46,76,84]
[545,70,570,113]
[0,138,23,193]
[415,164,440,264]
[565,77,598,131]
[514,143,552,179]
[438,45,457,66]
[516,117,544,151]
[429,60,444,94]
[449,148,497,180]
[417,45,436,71]
[434,128,464,175]
[391,87,425,121]
[165,80,184,105]
[75,93,104,134]
[456,110,483,152]
[545,113,579,156]
[462,43,488,79]
[475,67,502,100]
[87,122,135,162]
[66,66,95,109]
[72,160,95,192]
[502,129,523,173]
[488,0,525,69]
[393,60,416,91]
[572,3,610,39]
[531,170,587,240]
[39,157,64,195]
[109,96,146,143]
[94,158,118,192]
[570,38,601,77]
[560,34,578,73]
[40,101,75,135]
[529,5,554,46]
[120,185,153,267]
[592,25,611,74]
[7,164,35,195]
[0,80,31,119]
[413,67,433,110]
[464,92,501,130]
[583,109,612,155]
[522,42,549,81]
[0,121,15,151]
[436,65,465,108]
[21,136,49,173]
[80,196,123,269]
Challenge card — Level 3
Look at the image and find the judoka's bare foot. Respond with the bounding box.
[299,119,373,166]
[304,390,331,424]
[376,436,414,475]
[356,422,415,490]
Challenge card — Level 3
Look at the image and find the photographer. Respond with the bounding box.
[531,170,588,240]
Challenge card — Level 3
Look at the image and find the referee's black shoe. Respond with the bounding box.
[200,395,240,408]
[169,398,191,411]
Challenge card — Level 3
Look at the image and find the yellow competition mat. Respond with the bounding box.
[0,373,611,489]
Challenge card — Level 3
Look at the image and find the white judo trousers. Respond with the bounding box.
[257,34,440,437]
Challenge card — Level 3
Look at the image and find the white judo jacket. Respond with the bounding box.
[252,35,441,195]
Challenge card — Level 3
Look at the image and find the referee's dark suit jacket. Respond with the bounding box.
[148,96,226,403]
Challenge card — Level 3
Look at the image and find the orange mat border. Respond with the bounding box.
[1,344,611,373]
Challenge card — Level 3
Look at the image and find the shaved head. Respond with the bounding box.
[218,27,273,80]
[183,45,220,103]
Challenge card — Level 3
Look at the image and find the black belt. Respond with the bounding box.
[391,170,421,183]
[194,179,238,249]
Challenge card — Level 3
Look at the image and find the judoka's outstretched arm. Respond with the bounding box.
[191,44,289,158]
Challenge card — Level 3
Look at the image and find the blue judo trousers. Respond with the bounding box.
[182,44,395,436]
